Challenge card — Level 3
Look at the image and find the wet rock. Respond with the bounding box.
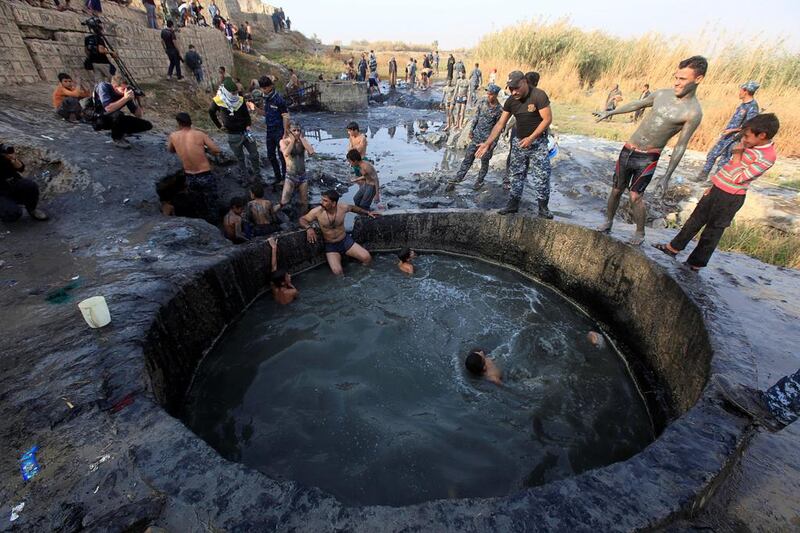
[50,502,85,533]
[417,131,448,146]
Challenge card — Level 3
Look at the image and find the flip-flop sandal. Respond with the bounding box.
[685,262,702,272]
[502,181,511,191]
[652,243,677,258]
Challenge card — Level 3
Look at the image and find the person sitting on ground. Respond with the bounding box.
[95,74,153,149]
[166,112,221,223]
[52,73,90,122]
[223,196,248,243]
[347,149,380,210]
[397,247,416,274]
[0,144,48,222]
[278,121,314,215]
[184,44,204,84]
[465,348,502,385]
[299,190,378,276]
[268,237,298,305]
[653,113,779,271]
[346,121,367,158]
[246,182,280,236]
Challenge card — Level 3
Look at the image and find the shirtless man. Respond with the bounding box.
[223,196,247,243]
[397,248,416,274]
[465,348,502,385]
[453,71,470,129]
[278,122,315,215]
[347,149,380,210]
[167,112,222,223]
[441,83,456,131]
[246,182,280,236]
[346,121,367,157]
[594,56,707,245]
[299,190,378,275]
[268,237,298,304]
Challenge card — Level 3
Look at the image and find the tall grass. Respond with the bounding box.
[718,221,800,268]
[475,19,800,156]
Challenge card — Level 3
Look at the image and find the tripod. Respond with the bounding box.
[84,16,145,97]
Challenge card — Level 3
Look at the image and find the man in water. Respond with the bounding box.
[246,182,280,236]
[698,80,760,180]
[347,149,380,210]
[223,196,247,243]
[594,56,707,245]
[268,237,298,305]
[167,112,222,223]
[346,121,367,157]
[278,122,314,215]
[447,83,503,191]
[465,348,502,385]
[299,190,378,276]
[397,248,416,274]
[476,70,553,217]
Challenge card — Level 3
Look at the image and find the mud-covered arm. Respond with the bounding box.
[596,91,655,120]
[658,111,703,193]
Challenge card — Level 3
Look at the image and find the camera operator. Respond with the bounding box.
[0,145,48,223]
[83,17,117,83]
[95,75,153,148]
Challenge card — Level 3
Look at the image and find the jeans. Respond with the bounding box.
[0,179,40,222]
[166,48,182,78]
[186,171,219,224]
[192,67,203,83]
[669,186,745,268]
[145,3,157,29]
[353,184,376,209]
[56,97,83,120]
[98,112,153,140]
[227,132,260,176]
[265,133,286,182]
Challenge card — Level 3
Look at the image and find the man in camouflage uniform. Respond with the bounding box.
[446,84,503,191]
[476,71,553,216]
[698,80,760,179]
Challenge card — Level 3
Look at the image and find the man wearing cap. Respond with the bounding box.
[698,81,760,180]
[259,75,290,187]
[476,70,553,217]
[447,84,503,191]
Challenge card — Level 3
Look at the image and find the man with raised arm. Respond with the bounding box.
[593,56,707,245]
[299,190,378,276]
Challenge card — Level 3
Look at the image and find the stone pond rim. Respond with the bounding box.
[141,210,756,530]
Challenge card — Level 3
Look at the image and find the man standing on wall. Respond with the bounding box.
[593,56,707,245]
[161,20,183,80]
[698,81,760,180]
[259,76,290,188]
[476,71,554,217]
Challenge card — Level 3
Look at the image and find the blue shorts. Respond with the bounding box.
[288,174,308,185]
[325,234,355,254]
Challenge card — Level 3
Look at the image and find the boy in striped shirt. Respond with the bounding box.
[654,113,779,270]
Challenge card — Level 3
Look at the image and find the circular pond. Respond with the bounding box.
[184,253,653,507]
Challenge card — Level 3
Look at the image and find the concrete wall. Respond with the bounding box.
[318,80,369,113]
[0,0,233,90]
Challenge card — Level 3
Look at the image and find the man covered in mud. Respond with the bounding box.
[441,83,457,131]
[246,182,280,236]
[167,112,222,223]
[594,56,707,245]
[347,149,380,210]
[299,190,378,276]
[476,70,553,217]
[278,122,315,215]
[446,83,503,191]
[453,71,470,129]
[698,80,760,180]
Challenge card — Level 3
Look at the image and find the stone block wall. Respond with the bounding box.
[0,1,233,90]
[318,81,368,113]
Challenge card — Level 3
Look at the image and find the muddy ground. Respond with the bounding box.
[0,81,798,531]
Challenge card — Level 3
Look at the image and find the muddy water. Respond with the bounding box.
[184,254,653,507]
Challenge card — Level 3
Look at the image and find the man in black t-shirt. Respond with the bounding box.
[476,70,553,216]
[161,20,183,80]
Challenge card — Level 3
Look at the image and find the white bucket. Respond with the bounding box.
[78,296,111,328]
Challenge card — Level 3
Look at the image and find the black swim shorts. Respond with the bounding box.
[613,144,661,194]
[324,233,355,254]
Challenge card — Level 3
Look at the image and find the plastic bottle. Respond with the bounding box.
[20,446,40,481]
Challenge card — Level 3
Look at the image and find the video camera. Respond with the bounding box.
[81,16,104,36]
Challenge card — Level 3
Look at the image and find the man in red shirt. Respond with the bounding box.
[654,113,779,270]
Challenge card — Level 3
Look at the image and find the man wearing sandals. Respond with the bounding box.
[654,113,778,271]
[594,56,706,245]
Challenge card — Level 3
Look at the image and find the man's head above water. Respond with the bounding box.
[465,349,487,376]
